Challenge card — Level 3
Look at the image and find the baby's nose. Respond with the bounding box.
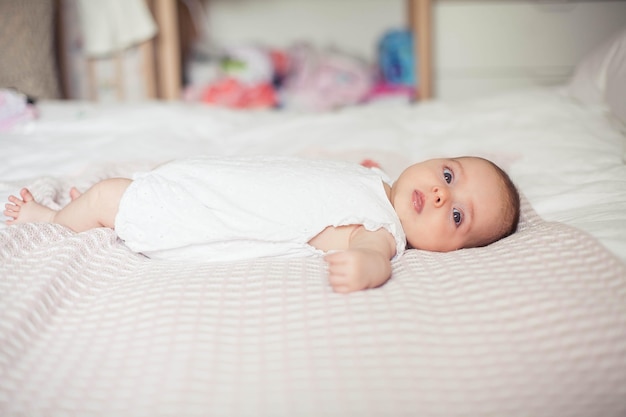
[432,186,449,208]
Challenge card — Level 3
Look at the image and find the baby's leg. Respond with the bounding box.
[4,178,132,232]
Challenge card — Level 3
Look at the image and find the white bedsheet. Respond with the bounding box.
[2,88,626,417]
[2,87,625,261]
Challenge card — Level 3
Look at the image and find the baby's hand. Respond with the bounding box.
[324,249,391,293]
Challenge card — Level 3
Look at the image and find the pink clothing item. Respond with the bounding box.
[200,78,277,109]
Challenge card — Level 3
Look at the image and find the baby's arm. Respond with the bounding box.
[324,226,396,293]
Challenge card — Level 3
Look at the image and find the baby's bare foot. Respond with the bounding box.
[69,187,82,201]
[4,188,56,225]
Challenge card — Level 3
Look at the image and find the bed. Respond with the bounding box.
[2,22,626,416]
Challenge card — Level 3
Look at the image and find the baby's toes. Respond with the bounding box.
[8,195,24,206]
[19,188,34,202]
[4,201,18,212]
[69,187,82,200]
[4,208,17,219]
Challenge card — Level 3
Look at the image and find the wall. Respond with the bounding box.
[432,1,626,99]
[202,0,626,100]
[204,0,405,62]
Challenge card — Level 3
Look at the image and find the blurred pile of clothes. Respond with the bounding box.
[0,89,38,131]
[184,30,417,111]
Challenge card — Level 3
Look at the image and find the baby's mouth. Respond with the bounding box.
[412,190,424,214]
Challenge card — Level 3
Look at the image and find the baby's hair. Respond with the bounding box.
[478,158,520,247]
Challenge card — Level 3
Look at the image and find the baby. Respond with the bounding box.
[4,156,520,293]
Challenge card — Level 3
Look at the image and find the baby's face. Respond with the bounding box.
[390,157,506,252]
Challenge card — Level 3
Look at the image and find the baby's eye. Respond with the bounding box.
[443,167,453,184]
[453,208,463,226]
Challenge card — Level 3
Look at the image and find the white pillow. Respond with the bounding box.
[568,27,626,124]
[605,32,626,126]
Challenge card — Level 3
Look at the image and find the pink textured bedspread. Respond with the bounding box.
[1,177,625,417]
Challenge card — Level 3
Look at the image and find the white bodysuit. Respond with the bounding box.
[115,156,406,262]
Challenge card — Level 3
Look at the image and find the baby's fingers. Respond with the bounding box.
[325,255,352,279]
[324,252,363,293]
[327,272,353,293]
